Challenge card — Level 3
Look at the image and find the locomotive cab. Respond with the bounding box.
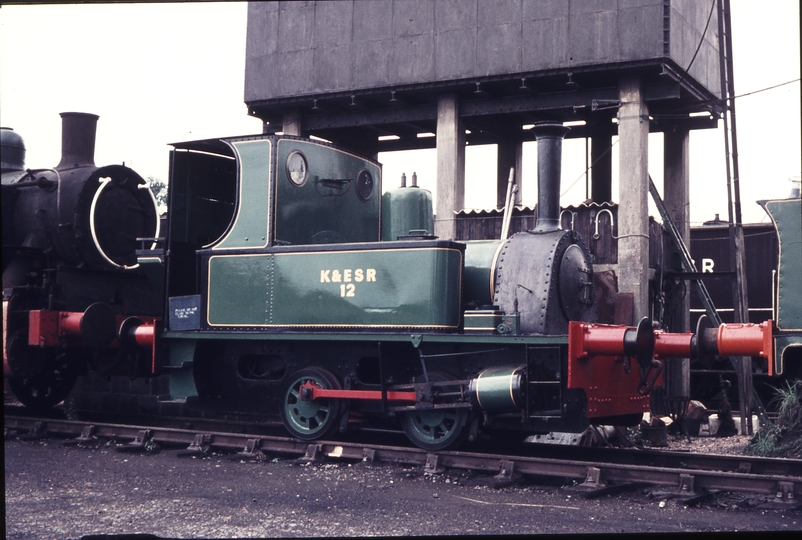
[166,136,381,250]
[163,135,463,334]
[163,135,383,301]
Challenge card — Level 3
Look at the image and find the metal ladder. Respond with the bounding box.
[648,176,721,326]
[649,176,766,428]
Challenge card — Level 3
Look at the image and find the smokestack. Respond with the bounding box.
[56,112,99,170]
[531,121,570,233]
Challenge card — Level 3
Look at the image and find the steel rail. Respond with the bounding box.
[513,444,802,479]
[5,415,801,502]
[94,407,800,478]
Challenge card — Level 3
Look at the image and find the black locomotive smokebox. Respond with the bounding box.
[80,302,117,349]
[75,165,159,269]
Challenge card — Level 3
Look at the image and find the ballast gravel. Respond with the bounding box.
[4,436,800,538]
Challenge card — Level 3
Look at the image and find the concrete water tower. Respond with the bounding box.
[244,0,721,327]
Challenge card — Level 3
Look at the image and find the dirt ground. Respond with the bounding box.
[4,434,801,538]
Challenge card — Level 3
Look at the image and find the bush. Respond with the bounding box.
[747,380,802,458]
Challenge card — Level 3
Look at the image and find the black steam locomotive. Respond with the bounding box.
[2,114,161,410]
[3,113,776,450]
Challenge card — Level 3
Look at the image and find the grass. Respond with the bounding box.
[747,379,802,458]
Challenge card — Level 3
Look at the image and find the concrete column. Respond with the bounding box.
[282,109,303,136]
[497,138,523,208]
[663,126,691,328]
[617,76,650,324]
[663,125,691,400]
[435,94,465,239]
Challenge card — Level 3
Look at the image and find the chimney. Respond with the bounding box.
[56,112,99,170]
[531,121,570,233]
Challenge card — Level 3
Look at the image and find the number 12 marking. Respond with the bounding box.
[340,284,355,297]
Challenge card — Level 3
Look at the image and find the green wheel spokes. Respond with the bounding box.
[405,409,463,446]
[400,372,469,451]
[280,368,341,440]
[288,386,332,430]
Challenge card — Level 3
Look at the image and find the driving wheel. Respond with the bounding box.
[280,367,342,440]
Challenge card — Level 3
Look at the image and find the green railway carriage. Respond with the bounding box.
[759,197,802,378]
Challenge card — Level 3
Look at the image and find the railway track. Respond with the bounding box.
[5,413,802,506]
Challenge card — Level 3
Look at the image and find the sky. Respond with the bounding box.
[1,1,799,225]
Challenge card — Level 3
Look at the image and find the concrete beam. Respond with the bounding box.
[325,127,380,162]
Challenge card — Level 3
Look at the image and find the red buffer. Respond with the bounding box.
[567,318,661,417]
[25,305,160,374]
[652,316,774,375]
[29,303,118,349]
[118,317,160,373]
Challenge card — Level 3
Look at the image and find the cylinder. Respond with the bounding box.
[531,122,570,233]
[692,317,773,361]
[570,318,655,370]
[58,311,84,337]
[653,331,693,358]
[716,320,773,358]
[120,316,155,349]
[54,303,117,348]
[132,324,155,348]
[579,325,629,356]
[469,365,524,412]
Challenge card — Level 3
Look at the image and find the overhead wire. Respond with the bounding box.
[651,78,801,119]
[559,0,796,198]
[561,139,619,197]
